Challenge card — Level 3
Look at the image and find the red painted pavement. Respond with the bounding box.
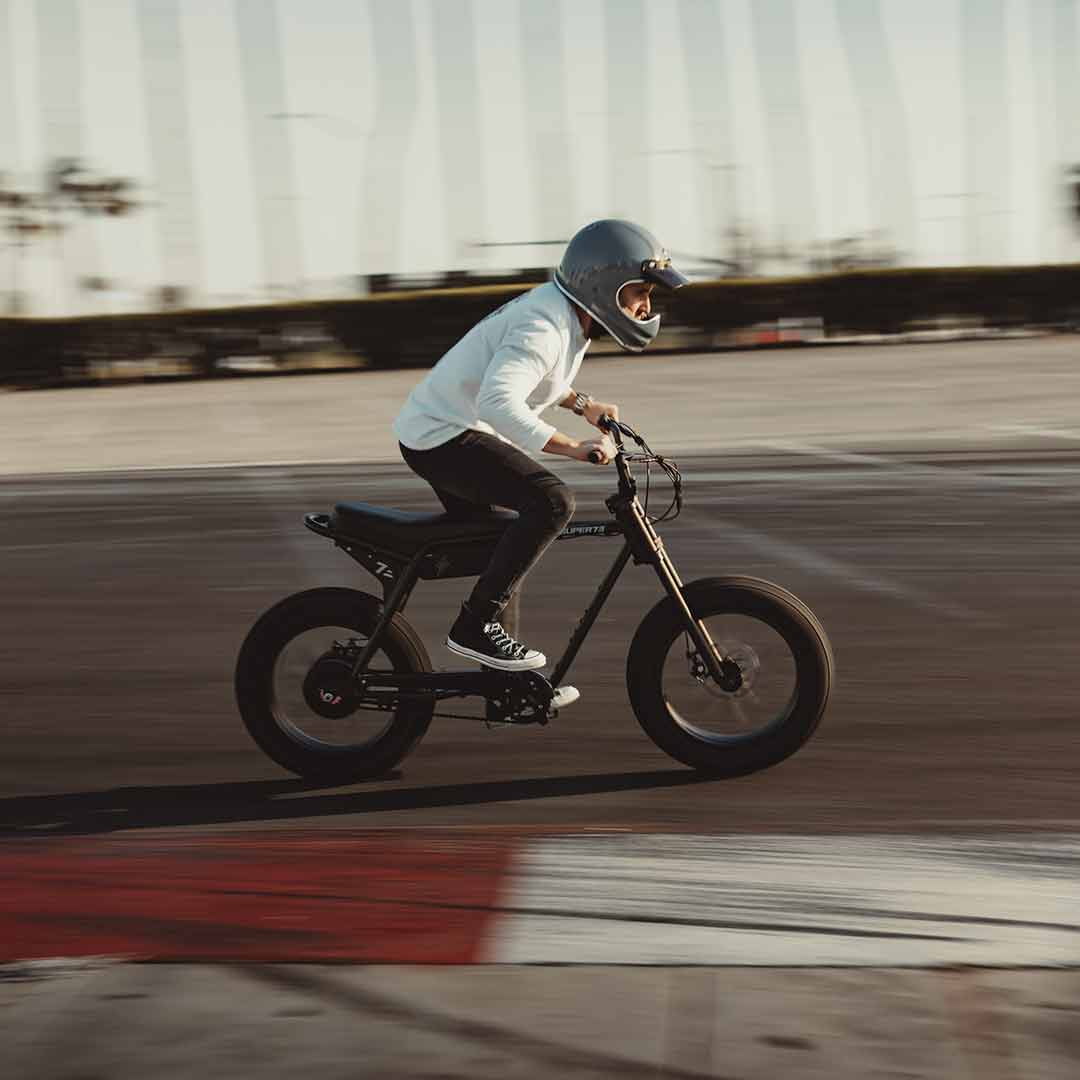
[0,832,518,964]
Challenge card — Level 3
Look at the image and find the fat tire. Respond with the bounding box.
[626,576,833,776]
[235,587,434,782]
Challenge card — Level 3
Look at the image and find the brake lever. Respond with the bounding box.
[588,414,622,464]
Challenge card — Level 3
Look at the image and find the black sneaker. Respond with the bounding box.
[446,611,546,670]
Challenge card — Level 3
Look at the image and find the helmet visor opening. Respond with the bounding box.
[641,257,690,290]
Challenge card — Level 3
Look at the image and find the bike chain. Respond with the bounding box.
[342,698,548,725]
[329,638,553,725]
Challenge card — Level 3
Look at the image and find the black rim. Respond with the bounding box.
[660,612,802,745]
[269,624,396,752]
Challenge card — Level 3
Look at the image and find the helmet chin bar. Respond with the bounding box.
[589,308,661,353]
[555,279,662,352]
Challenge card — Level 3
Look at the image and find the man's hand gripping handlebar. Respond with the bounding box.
[587,415,619,464]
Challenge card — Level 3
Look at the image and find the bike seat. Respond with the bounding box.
[331,501,518,555]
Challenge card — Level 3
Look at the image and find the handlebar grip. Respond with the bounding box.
[587,448,604,465]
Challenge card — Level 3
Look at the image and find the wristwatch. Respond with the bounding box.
[571,391,593,416]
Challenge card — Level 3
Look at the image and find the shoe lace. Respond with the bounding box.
[483,621,528,659]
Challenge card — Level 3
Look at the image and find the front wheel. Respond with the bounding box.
[626,576,834,776]
[235,587,434,783]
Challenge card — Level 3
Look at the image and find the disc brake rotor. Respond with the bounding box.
[688,638,761,699]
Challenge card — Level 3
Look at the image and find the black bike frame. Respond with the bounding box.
[556,423,728,688]
[311,423,729,694]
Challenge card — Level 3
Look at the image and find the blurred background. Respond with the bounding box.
[1,0,1080,326]
[3,0,1080,306]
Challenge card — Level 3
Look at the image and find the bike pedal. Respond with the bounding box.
[550,685,580,709]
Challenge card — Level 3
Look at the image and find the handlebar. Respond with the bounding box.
[587,415,621,464]
[588,416,684,523]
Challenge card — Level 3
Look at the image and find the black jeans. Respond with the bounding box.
[400,430,575,624]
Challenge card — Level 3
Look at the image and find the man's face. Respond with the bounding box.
[618,281,655,321]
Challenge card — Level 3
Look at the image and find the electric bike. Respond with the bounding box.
[235,419,834,782]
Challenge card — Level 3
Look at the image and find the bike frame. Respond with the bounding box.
[304,422,730,699]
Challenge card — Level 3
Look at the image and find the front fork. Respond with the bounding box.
[617,493,743,693]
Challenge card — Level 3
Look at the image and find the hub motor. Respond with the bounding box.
[302,653,359,719]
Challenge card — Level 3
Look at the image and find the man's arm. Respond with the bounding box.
[477,354,610,462]
[557,389,621,428]
[542,429,615,463]
[547,389,618,463]
[476,310,619,461]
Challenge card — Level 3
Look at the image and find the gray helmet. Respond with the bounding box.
[554,219,689,352]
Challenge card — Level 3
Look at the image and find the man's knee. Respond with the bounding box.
[519,476,574,531]
[546,482,575,528]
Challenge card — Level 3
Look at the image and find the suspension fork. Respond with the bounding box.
[619,494,737,689]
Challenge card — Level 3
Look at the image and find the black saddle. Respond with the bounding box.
[331,502,517,556]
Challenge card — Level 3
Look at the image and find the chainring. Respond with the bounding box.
[485,669,554,725]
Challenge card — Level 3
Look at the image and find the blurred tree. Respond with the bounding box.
[2,175,59,314]
[78,274,111,293]
[1,159,140,314]
[155,284,188,310]
[806,232,901,274]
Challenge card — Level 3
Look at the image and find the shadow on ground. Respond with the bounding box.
[0,769,707,836]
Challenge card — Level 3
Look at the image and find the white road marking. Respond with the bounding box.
[0,528,268,555]
[0,956,126,982]
[6,452,1080,494]
[756,439,1039,490]
[900,819,1080,828]
[701,519,990,623]
[758,441,907,470]
[991,423,1080,442]
[488,834,1080,966]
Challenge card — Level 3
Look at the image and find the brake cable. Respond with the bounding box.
[613,421,682,523]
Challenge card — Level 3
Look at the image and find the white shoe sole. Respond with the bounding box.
[550,685,580,709]
[445,637,547,671]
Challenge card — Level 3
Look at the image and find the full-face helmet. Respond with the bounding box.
[554,219,689,351]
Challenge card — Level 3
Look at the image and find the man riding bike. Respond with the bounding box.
[393,218,688,703]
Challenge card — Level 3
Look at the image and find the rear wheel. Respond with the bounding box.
[627,577,833,776]
[235,587,434,782]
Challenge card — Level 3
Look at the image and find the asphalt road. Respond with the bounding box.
[3,444,1078,835]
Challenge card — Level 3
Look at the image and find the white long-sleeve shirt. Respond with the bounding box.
[392,282,590,454]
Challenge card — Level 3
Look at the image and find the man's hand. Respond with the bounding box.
[575,434,617,464]
[541,431,616,463]
[583,400,619,429]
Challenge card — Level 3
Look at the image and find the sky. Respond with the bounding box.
[1,0,1080,316]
